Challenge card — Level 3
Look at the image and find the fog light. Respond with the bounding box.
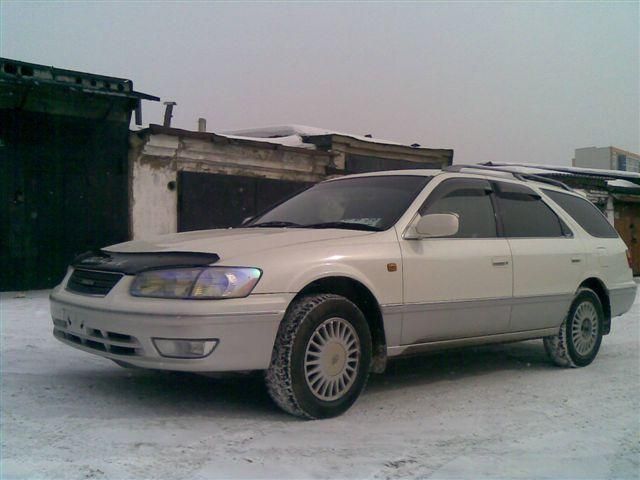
[152,338,218,358]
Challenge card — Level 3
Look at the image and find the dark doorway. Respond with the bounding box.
[615,202,640,275]
[177,171,313,232]
[0,111,130,291]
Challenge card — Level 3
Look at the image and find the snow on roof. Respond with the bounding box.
[222,125,333,138]
[221,124,429,150]
[607,179,640,190]
[220,132,317,150]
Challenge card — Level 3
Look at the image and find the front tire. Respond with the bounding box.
[265,294,372,419]
[544,288,604,367]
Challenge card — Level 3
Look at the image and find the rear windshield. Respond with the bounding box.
[542,189,619,238]
[248,175,431,231]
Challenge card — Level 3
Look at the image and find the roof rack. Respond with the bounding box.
[517,173,573,191]
[443,164,572,191]
[444,164,516,178]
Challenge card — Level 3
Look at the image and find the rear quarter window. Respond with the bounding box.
[542,189,619,239]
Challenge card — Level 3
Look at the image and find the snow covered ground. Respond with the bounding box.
[1,288,638,480]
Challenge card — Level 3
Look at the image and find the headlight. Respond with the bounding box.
[130,267,262,299]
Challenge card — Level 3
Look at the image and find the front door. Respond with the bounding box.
[400,178,513,345]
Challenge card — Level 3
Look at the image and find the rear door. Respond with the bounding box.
[542,188,634,290]
[492,181,584,332]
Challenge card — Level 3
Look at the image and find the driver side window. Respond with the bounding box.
[420,179,497,238]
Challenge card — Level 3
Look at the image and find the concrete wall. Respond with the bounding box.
[128,133,179,240]
[131,159,177,239]
[177,137,330,182]
[129,131,333,240]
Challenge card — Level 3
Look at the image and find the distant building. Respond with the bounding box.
[129,124,453,239]
[574,146,640,173]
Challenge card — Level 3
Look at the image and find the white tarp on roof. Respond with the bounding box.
[607,179,640,189]
[221,124,426,150]
[220,132,317,149]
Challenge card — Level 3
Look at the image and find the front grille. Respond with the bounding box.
[66,269,123,296]
[53,324,142,357]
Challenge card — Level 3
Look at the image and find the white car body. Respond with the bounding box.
[50,169,637,379]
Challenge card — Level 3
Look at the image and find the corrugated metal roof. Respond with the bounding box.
[0,57,159,101]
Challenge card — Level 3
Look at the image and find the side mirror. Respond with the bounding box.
[409,213,459,238]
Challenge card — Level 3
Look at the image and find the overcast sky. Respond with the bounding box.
[1,1,638,166]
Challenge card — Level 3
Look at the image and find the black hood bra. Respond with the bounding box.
[71,250,220,275]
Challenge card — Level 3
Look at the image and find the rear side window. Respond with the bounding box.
[543,189,619,238]
[420,178,497,238]
[494,182,567,238]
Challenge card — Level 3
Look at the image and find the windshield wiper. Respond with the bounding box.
[246,221,303,228]
[303,221,383,232]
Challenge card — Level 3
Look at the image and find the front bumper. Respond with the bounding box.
[50,274,293,372]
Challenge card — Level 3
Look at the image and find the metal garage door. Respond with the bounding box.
[0,111,129,291]
[177,171,313,232]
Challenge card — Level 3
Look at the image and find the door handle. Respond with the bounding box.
[491,257,510,267]
[571,257,582,263]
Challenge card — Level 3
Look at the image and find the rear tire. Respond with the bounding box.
[544,288,604,367]
[265,294,372,419]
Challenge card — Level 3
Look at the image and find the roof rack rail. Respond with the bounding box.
[443,164,519,179]
[517,173,572,191]
[443,164,572,191]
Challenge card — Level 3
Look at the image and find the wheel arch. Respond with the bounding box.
[295,276,388,373]
[578,277,611,335]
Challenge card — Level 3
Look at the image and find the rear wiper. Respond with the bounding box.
[246,221,303,228]
[303,222,383,232]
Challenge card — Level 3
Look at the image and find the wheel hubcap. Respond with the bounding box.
[304,317,360,401]
[571,301,599,356]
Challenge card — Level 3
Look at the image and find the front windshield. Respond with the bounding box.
[248,175,431,231]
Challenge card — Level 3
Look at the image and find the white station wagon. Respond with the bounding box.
[50,166,637,419]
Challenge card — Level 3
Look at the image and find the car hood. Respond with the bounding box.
[105,228,373,261]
